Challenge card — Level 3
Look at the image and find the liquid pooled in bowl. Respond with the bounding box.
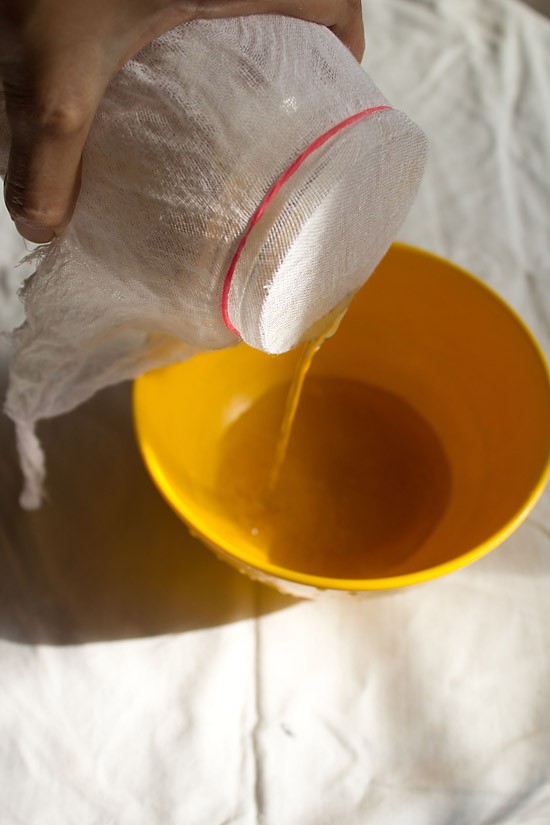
[216,370,451,580]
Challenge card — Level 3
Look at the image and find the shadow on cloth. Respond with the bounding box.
[0,378,295,645]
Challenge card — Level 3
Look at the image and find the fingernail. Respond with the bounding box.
[15,220,55,244]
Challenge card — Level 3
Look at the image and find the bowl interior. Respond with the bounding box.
[134,244,550,590]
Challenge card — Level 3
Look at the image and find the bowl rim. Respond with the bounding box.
[133,242,550,592]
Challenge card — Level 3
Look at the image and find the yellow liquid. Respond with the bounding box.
[217,376,451,579]
[216,305,451,580]
[268,316,341,492]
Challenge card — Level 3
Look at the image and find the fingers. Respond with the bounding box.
[148,1,365,60]
[0,0,168,243]
[330,2,365,61]
[183,0,365,59]
[270,0,365,60]
[3,58,104,242]
[1,0,365,244]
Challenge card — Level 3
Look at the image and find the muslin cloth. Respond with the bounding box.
[0,15,426,508]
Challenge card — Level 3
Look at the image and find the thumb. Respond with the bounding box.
[3,61,104,243]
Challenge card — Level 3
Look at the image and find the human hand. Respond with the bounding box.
[0,0,364,243]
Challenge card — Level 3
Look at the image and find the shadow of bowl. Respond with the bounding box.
[0,377,295,645]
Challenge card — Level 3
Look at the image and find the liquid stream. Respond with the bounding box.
[268,312,344,493]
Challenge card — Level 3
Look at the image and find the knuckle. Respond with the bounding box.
[36,99,89,137]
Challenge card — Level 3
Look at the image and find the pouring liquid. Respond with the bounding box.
[216,302,451,578]
[268,295,353,493]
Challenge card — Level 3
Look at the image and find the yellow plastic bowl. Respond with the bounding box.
[133,244,550,597]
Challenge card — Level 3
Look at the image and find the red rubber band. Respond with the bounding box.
[221,104,393,335]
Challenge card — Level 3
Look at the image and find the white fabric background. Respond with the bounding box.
[1,0,549,822]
